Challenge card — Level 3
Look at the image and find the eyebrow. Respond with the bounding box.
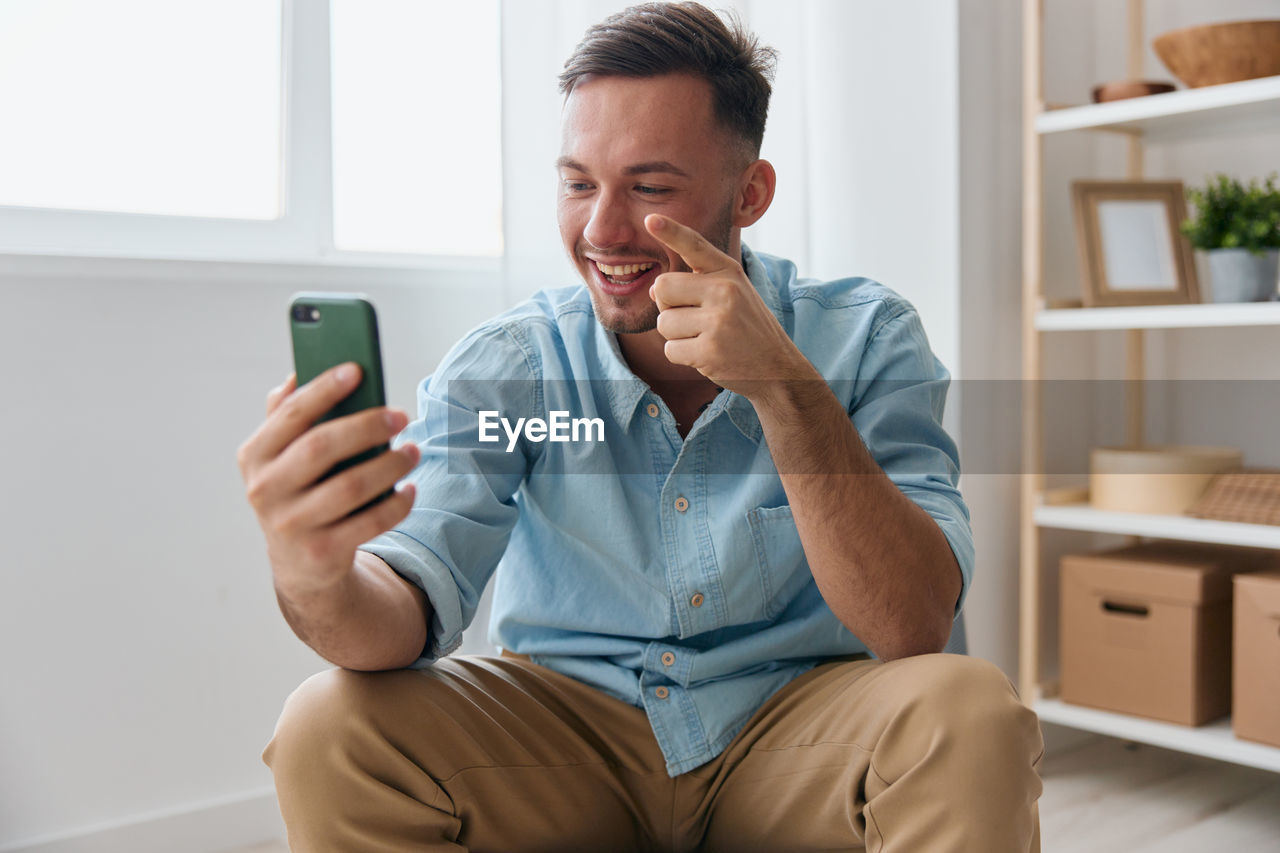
[555,157,691,179]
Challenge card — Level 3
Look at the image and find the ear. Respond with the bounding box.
[731,159,776,229]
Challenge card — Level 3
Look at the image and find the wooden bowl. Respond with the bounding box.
[1091,80,1177,103]
[1153,20,1280,88]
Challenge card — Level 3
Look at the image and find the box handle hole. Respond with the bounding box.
[1102,601,1149,617]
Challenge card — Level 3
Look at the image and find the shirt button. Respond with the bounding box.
[690,592,705,608]
[646,402,660,418]
[674,496,689,512]
[661,652,676,666]
[655,686,670,699]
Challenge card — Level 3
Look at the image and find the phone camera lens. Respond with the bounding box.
[293,304,320,323]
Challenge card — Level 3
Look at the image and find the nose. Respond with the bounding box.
[583,189,636,250]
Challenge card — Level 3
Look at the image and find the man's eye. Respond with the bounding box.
[636,186,670,195]
[564,181,592,193]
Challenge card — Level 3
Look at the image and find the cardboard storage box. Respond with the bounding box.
[1060,542,1272,726]
[1233,571,1280,747]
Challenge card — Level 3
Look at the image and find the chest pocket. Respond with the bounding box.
[747,505,812,620]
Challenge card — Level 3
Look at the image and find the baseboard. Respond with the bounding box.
[0,787,284,853]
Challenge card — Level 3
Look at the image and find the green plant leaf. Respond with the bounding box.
[1182,172,1280,255]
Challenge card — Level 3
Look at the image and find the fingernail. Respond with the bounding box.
[649,215,665,230]
[337,363,358,384]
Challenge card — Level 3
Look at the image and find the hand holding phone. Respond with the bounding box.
[236,294,420,603]
[290,294,392,487]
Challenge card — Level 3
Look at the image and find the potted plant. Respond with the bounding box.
[1181,173,1280,302]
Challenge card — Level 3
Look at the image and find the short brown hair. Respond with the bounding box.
[559,2,777,160]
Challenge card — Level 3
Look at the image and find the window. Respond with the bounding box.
[0,0,282,219]
[0,0,504,264]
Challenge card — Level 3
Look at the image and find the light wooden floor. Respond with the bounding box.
[226,736,1280,853]
[1038,736,1280,851]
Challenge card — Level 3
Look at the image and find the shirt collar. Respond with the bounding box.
[593,244,780,440]
[594,322,651,426]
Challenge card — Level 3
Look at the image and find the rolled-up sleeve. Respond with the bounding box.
[359,325,536,667]
[848,308,974,617]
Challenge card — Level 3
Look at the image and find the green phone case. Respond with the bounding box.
[289,292,389,487]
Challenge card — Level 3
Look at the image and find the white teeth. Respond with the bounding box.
[594,261,655,276]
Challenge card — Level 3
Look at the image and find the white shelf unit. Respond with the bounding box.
[1035,699,1280,773]
[1035,503,1280,550]
[1019,2,1280,772]
[1035,73,1280,139]
[1036,301,1280,331]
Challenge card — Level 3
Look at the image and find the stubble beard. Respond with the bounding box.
[586,201,735,335]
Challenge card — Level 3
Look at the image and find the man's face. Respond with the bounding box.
[557,73,738,335]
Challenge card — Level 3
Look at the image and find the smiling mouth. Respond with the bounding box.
[593,260,656,286]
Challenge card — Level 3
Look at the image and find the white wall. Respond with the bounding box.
[955,0,1025,675]
[0,259,502,850]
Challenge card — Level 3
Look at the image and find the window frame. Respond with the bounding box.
[0,0,501,273]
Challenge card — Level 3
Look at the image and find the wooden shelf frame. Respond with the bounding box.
[1018,0,1280,772]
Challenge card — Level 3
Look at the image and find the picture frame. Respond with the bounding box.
[1071,180,1200,307]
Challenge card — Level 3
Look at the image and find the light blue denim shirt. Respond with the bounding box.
[360,245,973,776]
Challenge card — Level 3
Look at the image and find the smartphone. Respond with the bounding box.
[289,292,391,497]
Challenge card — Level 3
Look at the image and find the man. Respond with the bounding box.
[240,3,1043,850]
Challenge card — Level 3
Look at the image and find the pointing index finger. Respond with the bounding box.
[645,214,733,274]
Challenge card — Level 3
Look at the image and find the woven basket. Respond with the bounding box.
[1186,469,1280,526]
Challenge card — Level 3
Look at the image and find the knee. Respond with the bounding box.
[911,654,1017,711]
[262,667,414,772]
[888,654,1043,759]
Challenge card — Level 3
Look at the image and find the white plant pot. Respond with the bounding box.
[1204,248,1280,302]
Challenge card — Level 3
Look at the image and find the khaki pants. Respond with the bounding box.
[263,652,1043,852]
